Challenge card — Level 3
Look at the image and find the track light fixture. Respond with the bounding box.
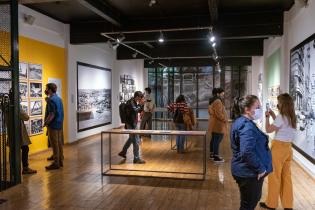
[149,60,154,64]
[149,0,157,7]
[212,42,216,47]
[132,52,138,58]
[158,31,164,43]
[116,33,125,43]
[113,43,119,50]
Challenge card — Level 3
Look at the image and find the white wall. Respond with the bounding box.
[18,5,67,48]
[251,56,264,96]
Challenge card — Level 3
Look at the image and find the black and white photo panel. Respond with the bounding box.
[29,82,42,98]
[21,100,29,114]
[19,82,28,98]
[28,64,42,81]
[30,100,42,116]
[19,62,28,80]
[30,118,43,135]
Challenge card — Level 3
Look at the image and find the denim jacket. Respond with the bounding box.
[230,116,272,178]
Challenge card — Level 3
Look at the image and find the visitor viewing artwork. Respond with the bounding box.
[77,62,112,132]
[290,33,315,162]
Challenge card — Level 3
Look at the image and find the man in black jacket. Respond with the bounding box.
[118,91,146,164]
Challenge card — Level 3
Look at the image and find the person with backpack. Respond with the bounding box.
[208,88,228,163]
[167,95,189,153]
[118,91,146,164]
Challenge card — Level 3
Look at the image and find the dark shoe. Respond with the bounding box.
[118,151,126,159]
[213,156,225,163]
[133,159,146,164]
[22,167,37,175]
[59,161,63,167]
[45,163,60,170]
[47,155,54,161]
[209,153,215,160]
[284,208,293,210]
[259,202,276,210]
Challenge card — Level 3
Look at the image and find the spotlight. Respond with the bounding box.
[149,0,157,7]
[158,31,164,43]
[132,52,138,58]
[149,60,154,64]
[23,14,35,25]
[116,33,125,43]
[210,36,215,42]
[212,53,218,60]
[212,42,216,47]
[113,43,119,50]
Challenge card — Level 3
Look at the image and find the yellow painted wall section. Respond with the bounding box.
[19,36,67,154]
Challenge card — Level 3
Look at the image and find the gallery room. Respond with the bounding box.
[0,0,314,209]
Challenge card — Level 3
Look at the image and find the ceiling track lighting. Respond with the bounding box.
[132,52,138,58]
[158,31,165,43]
[149,60,154,64]
[113,43,120,50]
[116,33,125,43]
[149,0,157,7]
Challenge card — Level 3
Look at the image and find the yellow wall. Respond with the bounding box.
[19,36,67,154]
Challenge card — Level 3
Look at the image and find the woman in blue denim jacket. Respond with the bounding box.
[230,95,272,210]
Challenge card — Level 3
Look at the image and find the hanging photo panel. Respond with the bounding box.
[29,82,42,98]
[28,64,42,80]
[30,100,43,116]
[21,100,29,115]
[77,62,112,132]
[19,62,28,80]
[30,118,43,135]
[19,82,28,98]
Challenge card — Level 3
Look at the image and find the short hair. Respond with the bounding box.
[46,83,57,93]
[145,87,151,94]
[212,88,224,96]
[134,91,143,98]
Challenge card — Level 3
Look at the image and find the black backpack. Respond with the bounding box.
[173,108,184,123]
[119,100,132,123]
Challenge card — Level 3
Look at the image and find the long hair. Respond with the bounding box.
[277,93,297,129]
[233,95,259,119]
[176,95,186,103]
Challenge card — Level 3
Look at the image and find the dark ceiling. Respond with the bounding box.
[23,0,295,67]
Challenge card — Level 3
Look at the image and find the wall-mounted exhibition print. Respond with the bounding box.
[30,100,42,116]
[28,64,42,80]
[30,82,42,98]
[30,118,43,135]
[19,62,28,80]
[119,74,136,102]
[21,101,29,114]
[290,33,315,163]
[19,82,28,98]
[77,62,112,132]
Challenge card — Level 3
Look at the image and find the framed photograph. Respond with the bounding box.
[77,62,112,132]
[30,100,42,116]
[19,62,28,80]
[19,82,28,98]
[30,118,43,135]
[29,82,42,98]
[21,101,29,114]
[28,64,42,80]
[289,33,315,164]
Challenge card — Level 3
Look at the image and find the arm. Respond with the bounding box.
[212,100,227,123]
[44,100,56,126]
[265,111,280,133]
[239,126,266,174]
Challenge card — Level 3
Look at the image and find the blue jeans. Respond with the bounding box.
[210,132,224,156]
[121,123,140,160]
[175,123,186,152]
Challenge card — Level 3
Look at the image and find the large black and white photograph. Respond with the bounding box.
[119,74,136,102]
[19,82,28,98]
[30,100,42,116]
[19,62,28,80]
[28,64,42,80]
[30,118,43,135]
[77,62,112,132]
[290,33,315,163]
[30,82,42,98]
[21,101,29,114]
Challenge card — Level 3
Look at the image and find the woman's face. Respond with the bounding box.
[245,99,260,119]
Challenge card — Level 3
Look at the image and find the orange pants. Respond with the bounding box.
[266,140,293,209]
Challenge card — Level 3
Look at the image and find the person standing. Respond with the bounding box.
[44,83,64,170]
[260,93,296,210]
[20,108,37,174]
[118,91,146,164]
[167,95,189,153]
[208,88,228,162]
[230,95,272,210]
[140,87,155,132]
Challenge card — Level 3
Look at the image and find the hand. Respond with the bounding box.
[269,109,276,118]
[265,111,270,118]
[257,171,266,180]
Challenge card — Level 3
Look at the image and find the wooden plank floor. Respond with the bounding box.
[0,122,314,210]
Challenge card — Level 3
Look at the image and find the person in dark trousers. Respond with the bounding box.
[230,95,272,210]
[20,107,37,175]
[118,91,146,164]
[140,87,155,133]
[44,83,64,170]
[167,95,189,153]
[208,88,228,163]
